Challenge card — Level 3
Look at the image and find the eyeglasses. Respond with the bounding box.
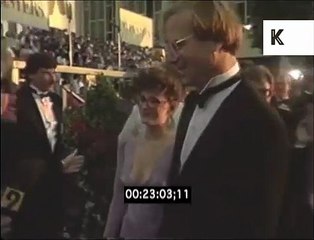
[137,95,168,108]
[165,35,193,52]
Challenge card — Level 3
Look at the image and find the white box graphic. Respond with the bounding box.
[263,20,314,56]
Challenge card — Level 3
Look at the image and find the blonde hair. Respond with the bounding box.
[163,1,243,54]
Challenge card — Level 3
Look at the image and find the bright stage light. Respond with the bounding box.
[243,24,253,30]
[288,69,304,81]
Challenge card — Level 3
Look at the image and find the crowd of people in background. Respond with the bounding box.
[4,27,155,71]
[1,1,313,239]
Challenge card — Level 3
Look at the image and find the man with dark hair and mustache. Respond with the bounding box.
[10,53,84,238]
[160,1,289,239]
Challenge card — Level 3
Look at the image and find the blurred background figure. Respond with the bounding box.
[1,35,20,239]
[243,64,313,239]
[1,38,18,121]
[70,74,86,96]
[274,73,292,105]
[242,65,274,103]
[278,68,313,239]
[239,59,255,72]
[242,65,296,143]
[3,27,156,72]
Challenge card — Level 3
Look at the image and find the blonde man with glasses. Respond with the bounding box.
[160,1,289,239]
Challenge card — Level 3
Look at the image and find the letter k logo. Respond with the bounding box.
[271,29,284,45]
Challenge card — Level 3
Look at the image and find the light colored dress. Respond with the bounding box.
[104,104,183,239]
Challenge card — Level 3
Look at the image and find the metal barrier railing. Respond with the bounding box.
[12,60,134,110]
[12,60,132,83]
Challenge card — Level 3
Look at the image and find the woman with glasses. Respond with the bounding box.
[104,64,183,239]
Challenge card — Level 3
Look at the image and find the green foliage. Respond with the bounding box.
[64,75,128,145]
[63,107,85,147]
[62,75,129,239]
[250,1,313,50]
[84,75,127,132]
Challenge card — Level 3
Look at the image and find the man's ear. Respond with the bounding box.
[214,42,224,52]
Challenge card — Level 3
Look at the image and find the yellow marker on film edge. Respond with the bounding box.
[1,187,25,212]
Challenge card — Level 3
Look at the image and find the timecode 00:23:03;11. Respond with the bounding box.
[124,186,191,204]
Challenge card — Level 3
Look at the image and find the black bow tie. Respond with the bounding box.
[185,73,242,108]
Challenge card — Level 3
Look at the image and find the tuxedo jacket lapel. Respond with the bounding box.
[19,86,49,141]
[168,93,197,183]
[17,85,62,155]
[175,95,197,157]
[179,80,245,174]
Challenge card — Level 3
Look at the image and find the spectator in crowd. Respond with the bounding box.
[1,38,17,120]
[1,42,19,239]
[278,69,313,239]
[274,73,292,105]
[70,74,86,96]
[239,59,255,71]
[104,64,184,239]
[242,65,274,103]
[3,27,155,71]
[19,38,34,60]
[242,65,296,143]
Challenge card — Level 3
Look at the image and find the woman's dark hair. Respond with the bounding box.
[243,65,274,86]
[133,64,184,102]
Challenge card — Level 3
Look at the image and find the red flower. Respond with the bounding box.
[79,129,118,158]
[72,120,88,133]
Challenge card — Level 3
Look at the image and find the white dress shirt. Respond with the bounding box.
[180,62,241,171]
[30,85,58,152]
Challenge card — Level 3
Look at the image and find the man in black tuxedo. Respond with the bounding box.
[11,53,84,238]
[160,1,289,239]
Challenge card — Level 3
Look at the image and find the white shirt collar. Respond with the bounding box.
[29,84,49,95]
[200,62,240,94]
